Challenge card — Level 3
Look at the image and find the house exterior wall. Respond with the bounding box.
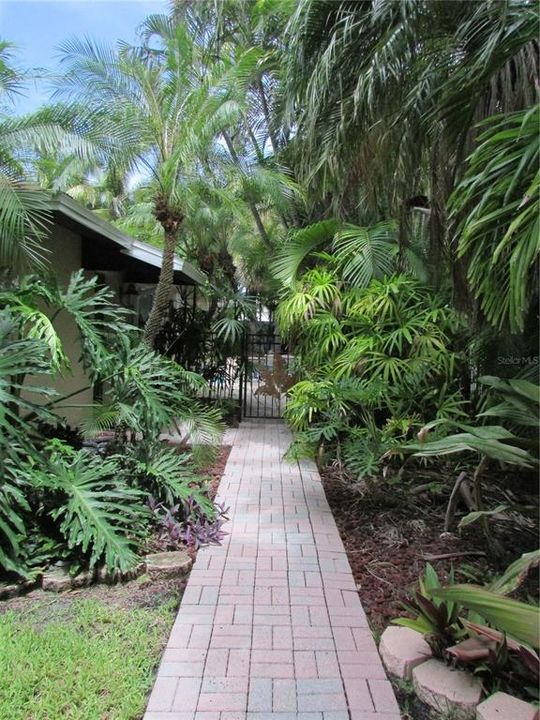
[23,224,94,429]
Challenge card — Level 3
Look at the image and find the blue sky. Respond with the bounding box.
[1,0,168,114]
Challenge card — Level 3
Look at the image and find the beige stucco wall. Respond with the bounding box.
[23,224,94,429]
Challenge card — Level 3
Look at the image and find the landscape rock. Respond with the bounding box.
[379,626,432,679]
[413,658,482,719]
[145,550,192,580]
[94,562,145,585]
[71,569,95,588]
[0,583,21,600]
[476,691,539,720]
[42,566,72,592]
[122,562,146,582]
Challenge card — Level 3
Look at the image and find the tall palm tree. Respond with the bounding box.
[55,19,226,346]
[174,0,303,231]
[283,0,538,313]
[56,11,302,345]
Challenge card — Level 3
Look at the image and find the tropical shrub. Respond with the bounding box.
[0,270,223,578]
[397,375,539,533]
[278,267,467,477]
[155,291,256,421]
[85,337,223,446]
[20,442,148,574]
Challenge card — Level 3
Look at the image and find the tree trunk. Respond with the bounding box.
[256,75,279,156]
[221,130,273,249]
[143,196,183,347]
[253,78,300,229]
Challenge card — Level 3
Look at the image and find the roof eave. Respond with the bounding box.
[49,194,206,286]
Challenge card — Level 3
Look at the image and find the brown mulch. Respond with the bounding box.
[320,465,538,719]
[203,445,231,500]
[320,465,538,635]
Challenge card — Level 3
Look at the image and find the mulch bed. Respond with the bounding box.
[204,445,231,500]
[320,465,538,635]
[320,465,538,719]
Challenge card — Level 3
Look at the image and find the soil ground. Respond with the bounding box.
[320,463,539,720]
[206,445,231,499]
[320,464,538,634]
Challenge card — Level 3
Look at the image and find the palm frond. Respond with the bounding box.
[272,219,338,285]
[451,106,540,332]
[333,222,397,288]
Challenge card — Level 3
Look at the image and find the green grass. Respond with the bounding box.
[0,598,176,720]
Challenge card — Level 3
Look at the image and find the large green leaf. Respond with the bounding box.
[408,428,535,466]
[272,220,338,285]
[432,585,539,649]
[489,550,540,595]
[29,451,147,573]
[332,222,397,288]
[458,504,509,530]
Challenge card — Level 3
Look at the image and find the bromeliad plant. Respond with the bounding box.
[393,553,540,698]
[393,563,464,657]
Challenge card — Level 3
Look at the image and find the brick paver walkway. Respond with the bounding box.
[145,420,400,720]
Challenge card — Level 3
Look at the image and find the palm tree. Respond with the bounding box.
[0,40,123,272]
[34,152,128,220]
[174,0,303,230]
[55,19,226,346]
[450,105,539,333]
[283,0,539,313]
[0,41,62,270]
[56,11,303,345]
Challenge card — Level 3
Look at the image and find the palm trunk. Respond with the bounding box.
[222,130,272,249]
[143,230,176,347]
[143,196,184,347]
[256,75,279,157]
[252,80,299,230]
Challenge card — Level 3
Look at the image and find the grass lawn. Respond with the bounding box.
[0,591,178,720]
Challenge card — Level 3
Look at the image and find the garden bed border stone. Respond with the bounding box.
[379,626,537,720]
[1,549,192,598]
[379,624,433,679]
[476,691,539,720]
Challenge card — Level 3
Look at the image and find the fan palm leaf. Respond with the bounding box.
[333,222,397,288]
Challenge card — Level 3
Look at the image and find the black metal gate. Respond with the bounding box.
[242,332,293,419]
[162,316,293,420]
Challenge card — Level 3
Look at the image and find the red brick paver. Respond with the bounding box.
[144,421,399,720]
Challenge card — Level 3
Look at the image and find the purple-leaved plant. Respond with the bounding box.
[148,495,229,550]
